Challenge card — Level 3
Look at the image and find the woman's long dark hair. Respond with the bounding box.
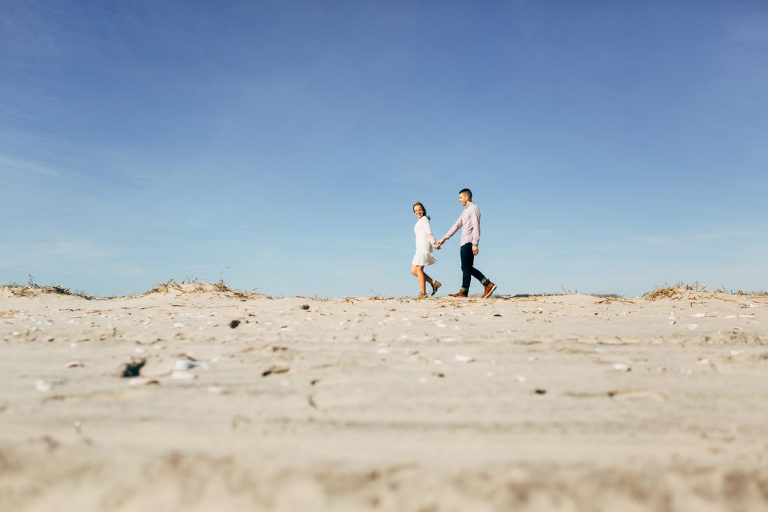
[412,201,430,220]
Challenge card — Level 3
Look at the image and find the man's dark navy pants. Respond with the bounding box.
[460,242,489,292]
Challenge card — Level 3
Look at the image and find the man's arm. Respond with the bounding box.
[469,206,481,246]
[468,206,480,254]
[438,216,463,247]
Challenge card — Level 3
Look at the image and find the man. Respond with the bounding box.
[437,188,497,298]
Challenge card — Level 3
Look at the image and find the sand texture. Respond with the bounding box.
[1,283,768,511]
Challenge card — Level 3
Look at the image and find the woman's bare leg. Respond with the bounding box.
[412,265,428,295]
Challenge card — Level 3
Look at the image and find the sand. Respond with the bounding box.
[1,283,767,511]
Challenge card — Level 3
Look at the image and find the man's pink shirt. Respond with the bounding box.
[443,203,481,246]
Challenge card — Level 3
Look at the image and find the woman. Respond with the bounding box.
[411,202,442,298]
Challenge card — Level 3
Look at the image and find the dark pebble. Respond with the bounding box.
[121,358,146,378]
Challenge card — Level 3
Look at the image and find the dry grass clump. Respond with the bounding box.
[735,290,768,296]
[643,283,689,300]
[642,282,730,301]
[1,276,93,300]
[142,279,256,299]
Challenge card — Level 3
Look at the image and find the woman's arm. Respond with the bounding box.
[425,219,438,248]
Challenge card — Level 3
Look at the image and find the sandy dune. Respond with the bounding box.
[1,283,767,511]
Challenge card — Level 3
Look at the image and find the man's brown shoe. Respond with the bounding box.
[448,291,468,297]
[482,282,497,298]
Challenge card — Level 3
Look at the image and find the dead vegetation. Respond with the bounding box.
[139,279,260,299]
[642,281,735,301]
[1,275,261,300]
[642,282,695,300]
[642,282,768,301]
[1,275,93,300]
[735,290,768,297]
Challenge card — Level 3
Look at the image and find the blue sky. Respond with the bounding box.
[1,0,767,297]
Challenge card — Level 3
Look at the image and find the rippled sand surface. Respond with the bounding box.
[1,284,767,511]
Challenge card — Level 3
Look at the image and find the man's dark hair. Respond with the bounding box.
[459,188,472,200]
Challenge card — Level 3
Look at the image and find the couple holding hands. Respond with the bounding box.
[410,188,497,299]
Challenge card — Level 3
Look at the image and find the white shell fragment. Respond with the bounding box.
[455,355,475,363]
[171,370,197,380]
[613,363,631,372]
[174,359,199,371]
[65,361,84,368]
[35,380,52,392]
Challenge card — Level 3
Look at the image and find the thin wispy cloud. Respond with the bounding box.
[0,154,61,178]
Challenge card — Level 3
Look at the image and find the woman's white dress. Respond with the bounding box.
[412,216,437,266]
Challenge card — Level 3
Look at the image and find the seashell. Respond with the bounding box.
[171,371,197,380]
[613,363,631,372]
[174,359,199,371]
